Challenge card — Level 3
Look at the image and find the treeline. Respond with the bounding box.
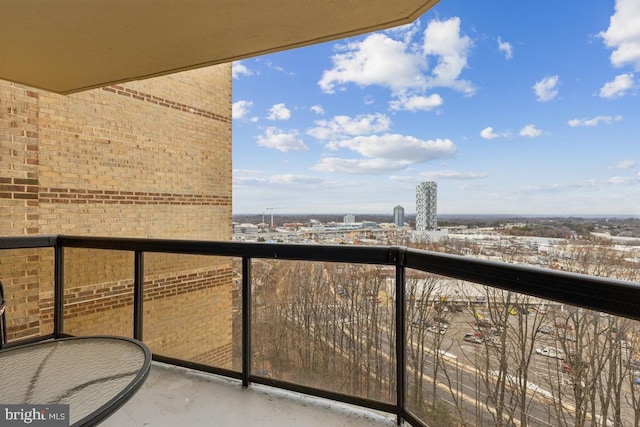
[230,239,640,426]
[505,224,575,239]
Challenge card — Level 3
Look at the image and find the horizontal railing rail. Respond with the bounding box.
[58,235,640,321]
[57,235,401,265]
[405,248,640,321]
[2,234,640,427]
[0,235,58,250]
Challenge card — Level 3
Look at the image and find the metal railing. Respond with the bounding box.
[1,234,640,426]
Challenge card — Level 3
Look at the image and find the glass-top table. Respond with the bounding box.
[0,336,151,426]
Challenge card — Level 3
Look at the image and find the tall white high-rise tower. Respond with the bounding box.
[416,181,437,231]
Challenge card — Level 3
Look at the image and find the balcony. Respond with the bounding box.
[1,235,639,426]
[102,362,396,426]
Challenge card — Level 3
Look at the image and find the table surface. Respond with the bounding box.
[0,336,151,426]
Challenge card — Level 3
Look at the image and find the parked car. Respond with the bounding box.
[509,306,529,315]
[535,306,549,314]
[477,320,493,329]
[536,346,565,360]
[490,327,504,336]
[434,316,450,325]
[537,325,555,335]
[426,325,447,335]
[411,319,432,328]
[463,333,483,344]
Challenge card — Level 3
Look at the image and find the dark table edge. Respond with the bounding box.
[0,335,152,427]
[68,336,152,427]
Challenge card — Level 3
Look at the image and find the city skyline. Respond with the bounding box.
[232,0,639,216]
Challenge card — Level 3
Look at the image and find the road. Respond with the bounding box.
[270,289,636,426]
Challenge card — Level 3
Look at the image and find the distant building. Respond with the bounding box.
[343,214,355,223]
[393,205,405,227]
[416,181,437,231]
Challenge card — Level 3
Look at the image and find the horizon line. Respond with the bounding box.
[233,213,639,218]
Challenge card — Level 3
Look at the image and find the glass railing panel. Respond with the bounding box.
[0,247,55,343]
[251,259,396,404]
[143,252,237,371]
[63,248,134,337]
[403,270,640,427]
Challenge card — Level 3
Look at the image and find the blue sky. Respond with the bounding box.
[231,0,639,216]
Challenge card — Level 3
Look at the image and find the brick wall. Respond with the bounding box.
[0,84,40,235]
[0,65,234,367]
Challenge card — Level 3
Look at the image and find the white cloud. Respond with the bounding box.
[256,127,308,152]
[235,173,325,188]
[313,157,415,174]
[599,73,635,98]
[497,37,513,60]
[232,62,253,79]
[268,174,323,186]
[607,175,637,185]
[313,134,456,174]
[318,17,474,97]
[384,19,422,45]
[267,103,291,121]
[264,60,284,73]
[479,126,510,140]
[420,170,490,180]
[232,100,253,119]
[519,173,640,196]
[331,134,455,161]
[480,127,498,139]
[307,113,391,141]
[567,115,622,127]
[615,159,637,169]
[533,75,559,102]
[521,182,586,194]
[599,0,640,70]
[390,170,488,186]
[422,17,475,95]
[519,124,543,137]
[318,33,426,94]
[389,94,443,111]
[310,105,325,115]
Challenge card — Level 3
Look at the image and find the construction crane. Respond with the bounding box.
[265,207,286,229]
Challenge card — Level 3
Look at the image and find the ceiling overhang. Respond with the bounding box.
[0,0,440,95]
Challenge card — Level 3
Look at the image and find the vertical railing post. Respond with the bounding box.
[54,243,64,338]
[133,251,144,341]
[394,247,406,425]
[242,256,252,387]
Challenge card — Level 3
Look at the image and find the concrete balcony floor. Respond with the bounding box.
[102,362,397,427]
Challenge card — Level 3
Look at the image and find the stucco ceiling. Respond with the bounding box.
[0,0,440,94]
